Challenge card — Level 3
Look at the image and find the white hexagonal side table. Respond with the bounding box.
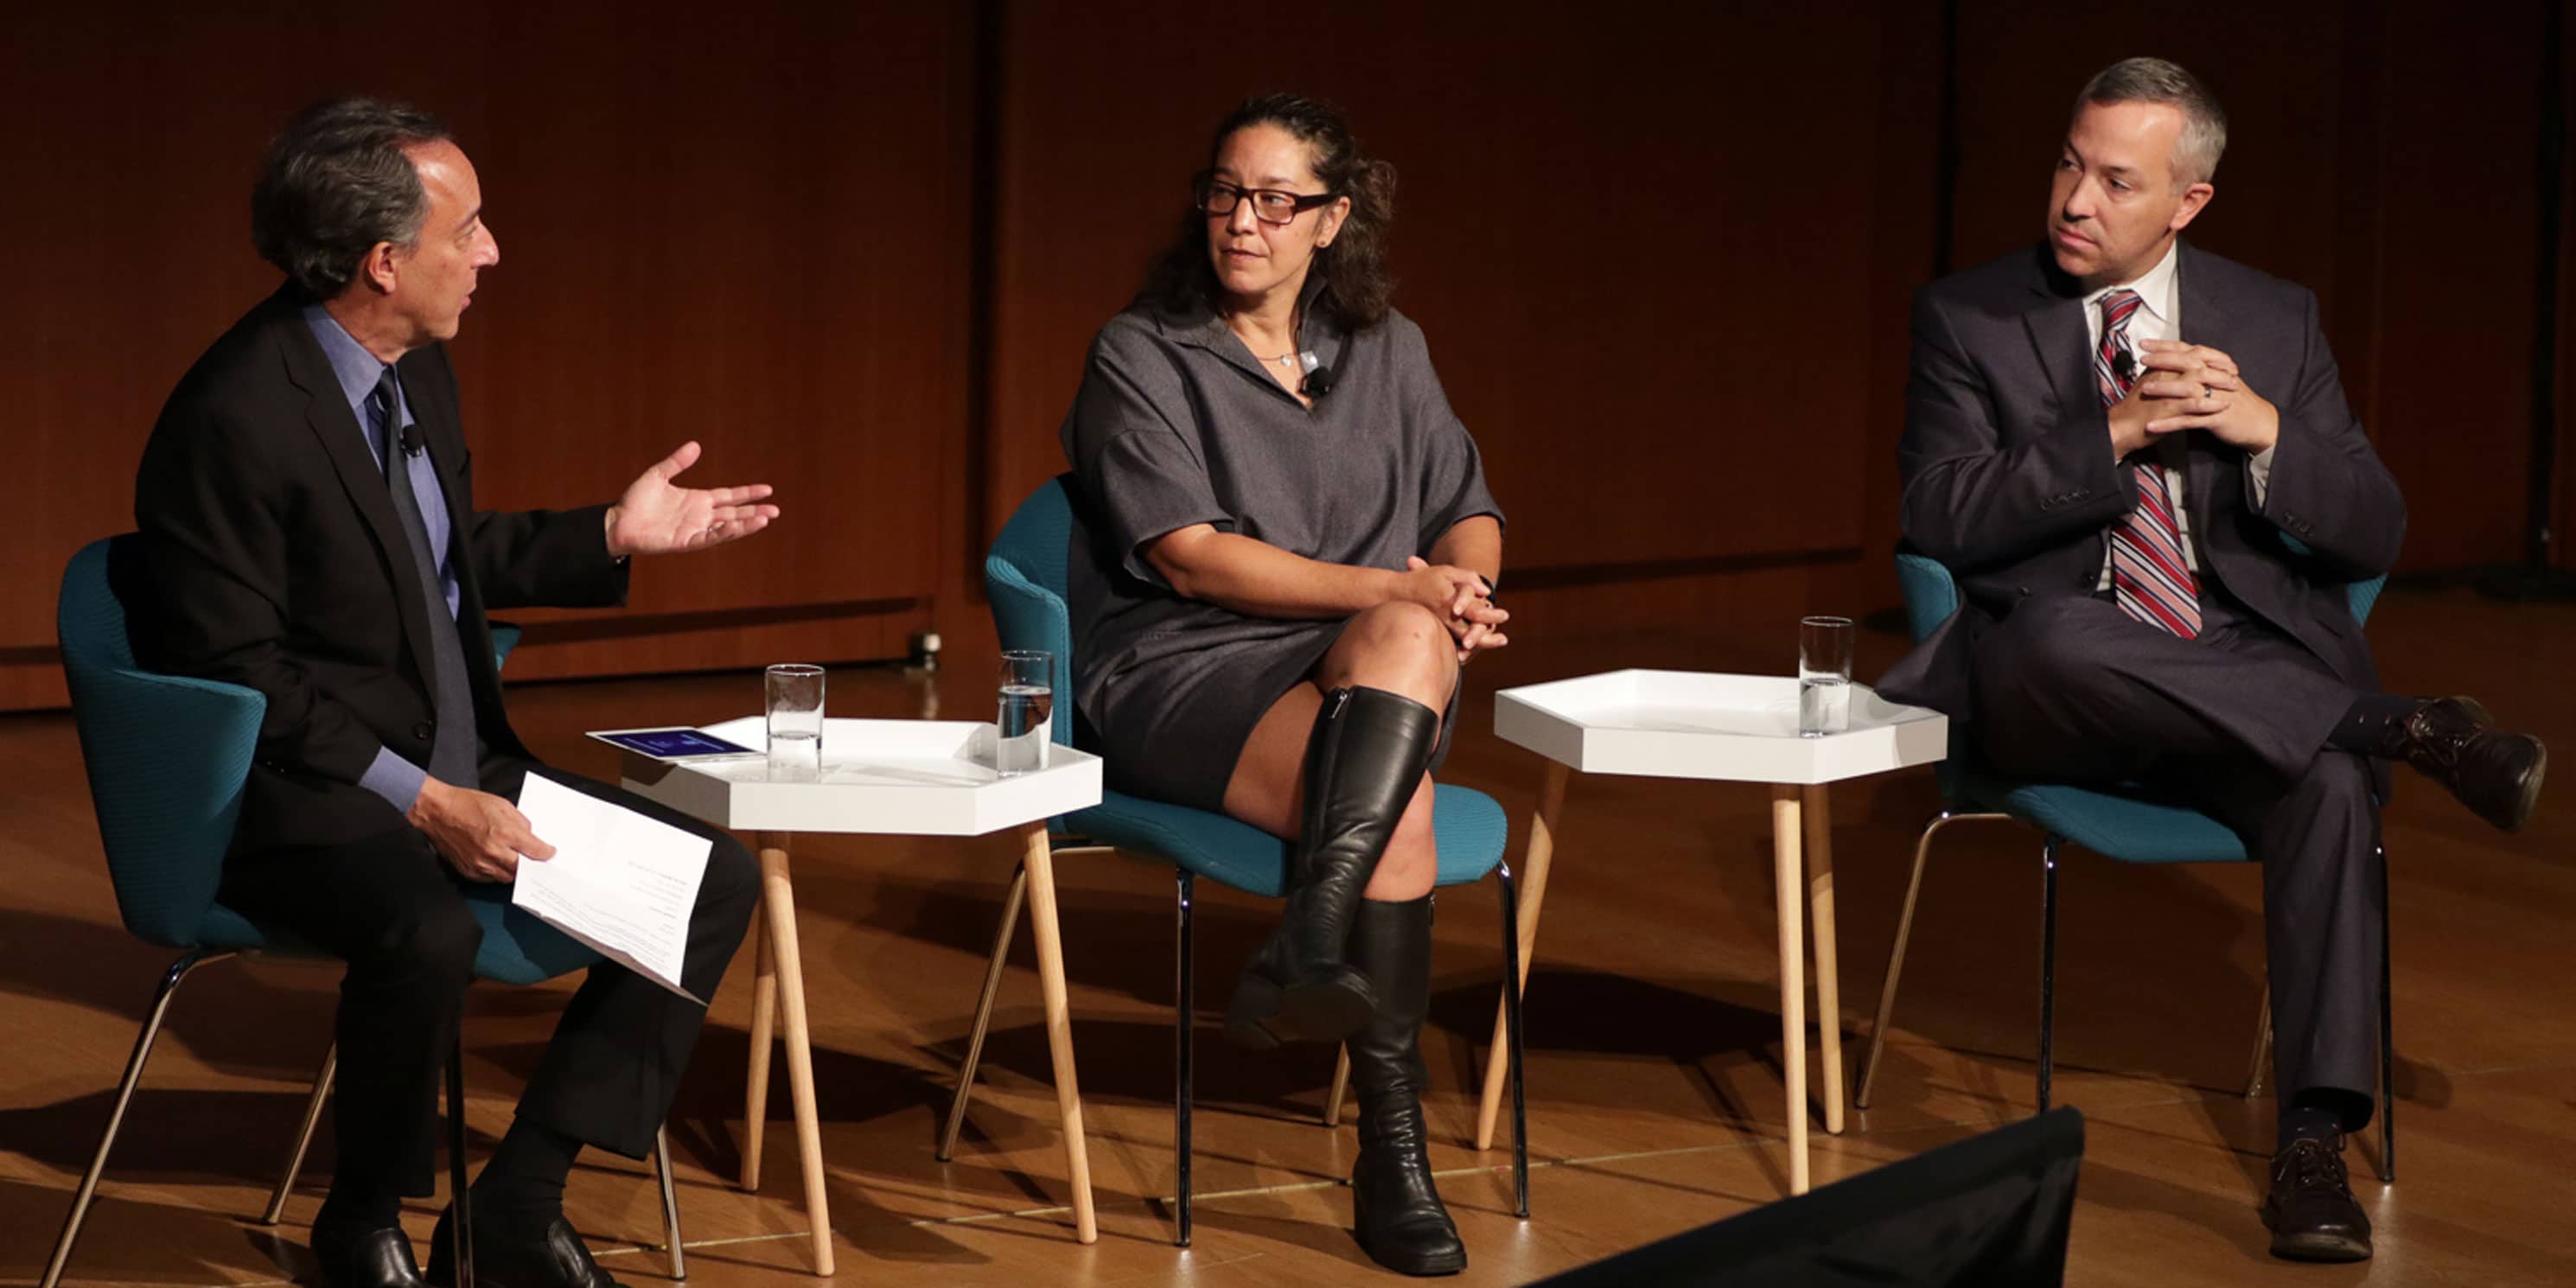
[621,717,1104,1273]
[1477,671,1948,1196]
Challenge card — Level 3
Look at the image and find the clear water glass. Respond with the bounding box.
[1798,616,1854,737]
[765,663,825,781]
[996,650,1054,776]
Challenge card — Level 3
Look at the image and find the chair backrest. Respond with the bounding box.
[985,475,1080,746]
[57,537,263,948]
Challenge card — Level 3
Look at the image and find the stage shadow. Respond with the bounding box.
[0,907,341,1081]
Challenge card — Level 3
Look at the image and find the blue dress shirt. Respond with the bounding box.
[303,306,464,812]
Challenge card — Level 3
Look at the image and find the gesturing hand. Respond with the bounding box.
[2136,339,2280,454]
[406,778,555,883]
[604,441,782,558]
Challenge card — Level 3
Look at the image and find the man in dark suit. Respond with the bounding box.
[125,99,780,1288]
[1878,59,2545,1263]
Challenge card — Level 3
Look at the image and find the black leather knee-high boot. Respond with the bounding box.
[1347,895,1465,1276]
[1225,685,1442,1049]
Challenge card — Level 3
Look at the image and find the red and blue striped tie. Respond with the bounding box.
[2097,289,2203,639]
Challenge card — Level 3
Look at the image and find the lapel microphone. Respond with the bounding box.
[1297,348,1336,399]
[400,424,424,457]
[2112,346,2139,386]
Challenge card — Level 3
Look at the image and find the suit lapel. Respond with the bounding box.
[2174,242,2238,533]
[277,303,441,692]
[2022,248,2114,573]
[2021,280,2095,427]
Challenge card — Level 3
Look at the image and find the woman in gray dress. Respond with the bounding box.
[1061,93,1506,1277]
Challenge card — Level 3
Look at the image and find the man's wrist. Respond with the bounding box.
[361,745,429,816]
[603,506,628,559]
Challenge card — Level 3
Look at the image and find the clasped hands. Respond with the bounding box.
[2107,338,2280,460]
[1405,556,1510,665]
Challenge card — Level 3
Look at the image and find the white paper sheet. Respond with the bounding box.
[510,774,712,1004]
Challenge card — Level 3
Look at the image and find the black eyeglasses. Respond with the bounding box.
[1193,172,1337,226]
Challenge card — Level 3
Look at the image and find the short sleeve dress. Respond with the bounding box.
[1060,282,1504,813]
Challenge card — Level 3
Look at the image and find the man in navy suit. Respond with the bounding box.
[1879,58,2544,1263]
[129,99,780,1288]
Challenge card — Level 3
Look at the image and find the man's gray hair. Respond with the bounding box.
[251,98,452,300]
[2079,57,2228,187]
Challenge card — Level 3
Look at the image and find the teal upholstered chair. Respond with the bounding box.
[45,537,687,1287]
[939,477,1527,1246]
[1855,551,2394,1183]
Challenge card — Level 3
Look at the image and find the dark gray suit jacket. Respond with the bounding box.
[1876,242,2405,723]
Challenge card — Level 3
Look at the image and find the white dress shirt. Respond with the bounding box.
[2083,239,2274,588]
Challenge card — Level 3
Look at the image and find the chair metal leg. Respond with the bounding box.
[446,1043,475,1288]
[1495,859,1530,1219]
[2037,836,2061,1114]
[654,1127,686,1279]
[41,949,230,1288]
[263,1040,338,1225]
[1323,1048,1350,1127]
[939,864,1028,1163]
[1174,869,1195,1249]
[1855,811,2001,1109]
[2376,842,2394,1184]
[2244,991,2273,1100]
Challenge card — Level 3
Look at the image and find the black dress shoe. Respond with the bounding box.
[309,1223,427,1288]
[2388,696,2547,832]
[2260,1137,2373,1262]
[424,1208,625,1288]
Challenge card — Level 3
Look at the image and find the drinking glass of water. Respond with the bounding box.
[1798,616,1854,737]
[996,650,1054,775]
[765,663,825,781]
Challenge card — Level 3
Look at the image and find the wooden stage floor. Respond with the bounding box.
[3,584,2572,1286]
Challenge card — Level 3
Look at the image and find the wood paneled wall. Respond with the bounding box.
[982,2,1897,576]
[2,1,2565,711]
[0,2,974,709]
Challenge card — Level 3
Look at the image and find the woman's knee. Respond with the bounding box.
[1336,603,1457,689]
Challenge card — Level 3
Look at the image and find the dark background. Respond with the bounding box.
[4,0,2567,711]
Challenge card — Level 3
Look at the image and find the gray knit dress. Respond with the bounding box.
[1061,283,1504,813]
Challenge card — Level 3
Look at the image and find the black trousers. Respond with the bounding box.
[220,761,761,1198]
[1972,592,2385,1125]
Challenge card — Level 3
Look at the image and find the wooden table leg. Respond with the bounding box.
[1770,786,1810,1195]
[756,832,835,1275]
[1016,822,1099,1243]
[1476,759,1569,1150]
[741,904,777,1190]
[1803,783,1845,1136]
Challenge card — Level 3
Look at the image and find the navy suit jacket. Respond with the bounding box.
[1876,242,2405,724]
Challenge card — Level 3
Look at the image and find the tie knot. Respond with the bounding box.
[368,367,399,422]
[2099,288,2143,332]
